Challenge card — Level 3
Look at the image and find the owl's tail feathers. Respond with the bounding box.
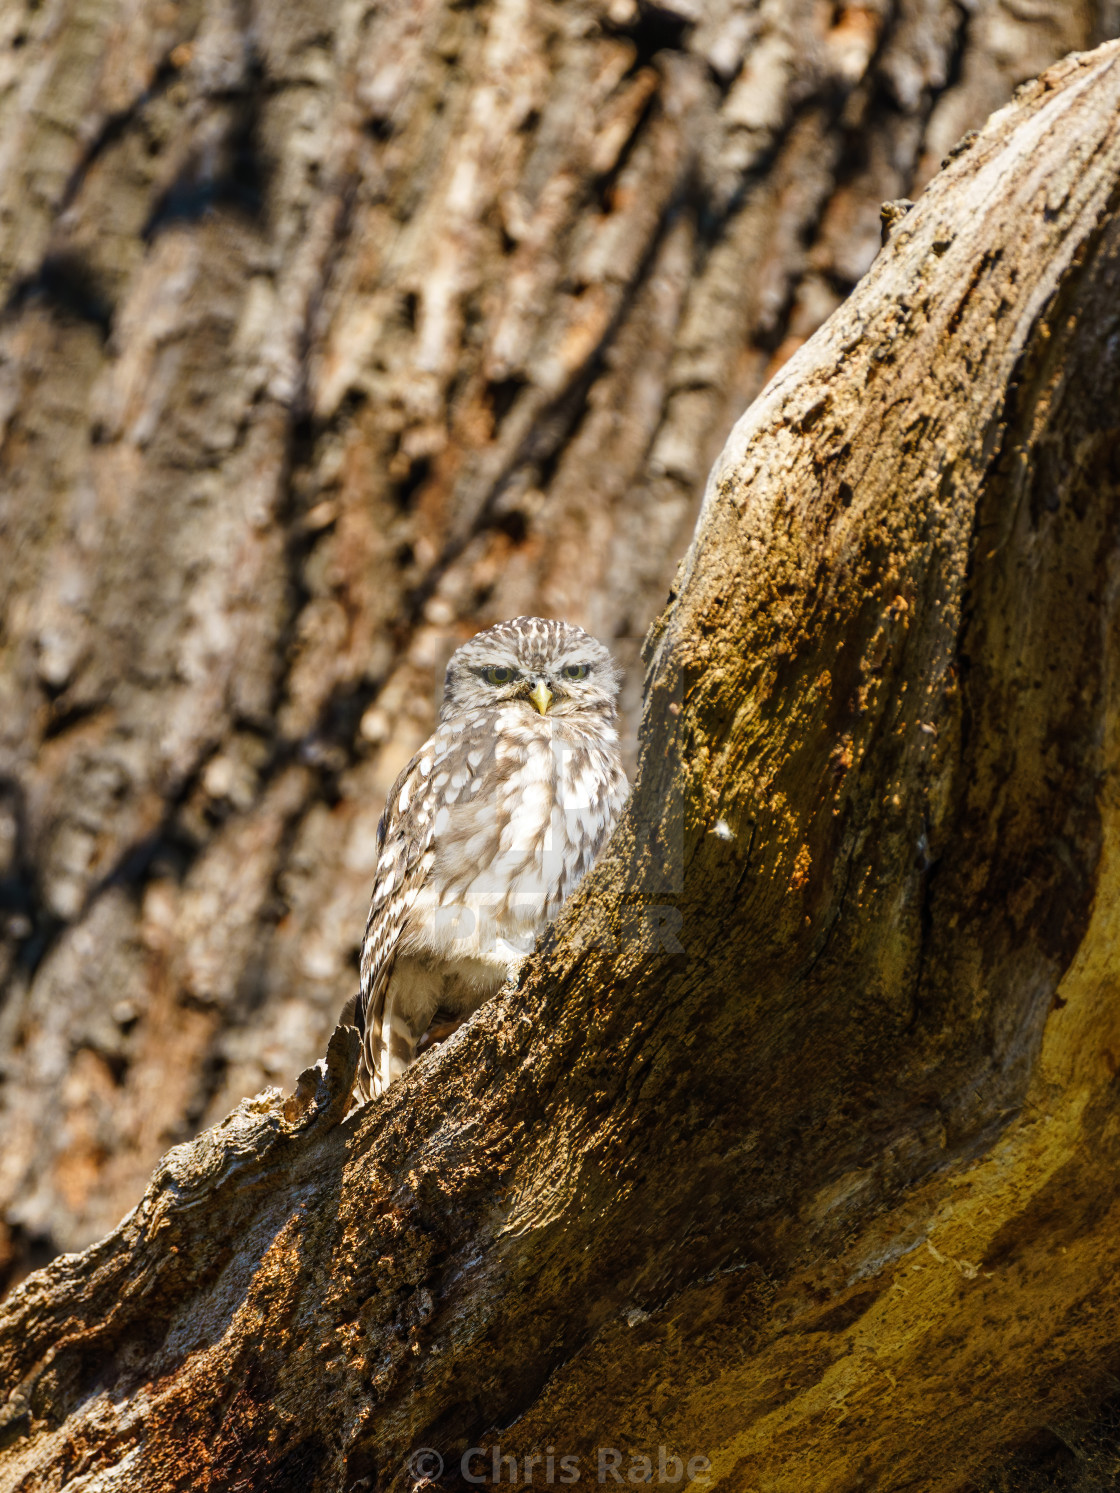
[373,986,422,1097]
[338,979,423,1102]
[338,990,372,1106]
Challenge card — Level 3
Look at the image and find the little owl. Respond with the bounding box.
[343,617,628,1100]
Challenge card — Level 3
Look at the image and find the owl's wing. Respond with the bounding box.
[351,724,467,1099]
[351,764,423,1100]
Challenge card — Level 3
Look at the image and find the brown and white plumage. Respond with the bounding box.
[345,617,628,1101]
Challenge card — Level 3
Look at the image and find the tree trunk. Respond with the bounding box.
[3,36,1120,1493]
[2,0,1118,1299]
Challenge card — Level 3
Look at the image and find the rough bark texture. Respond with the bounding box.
[2,0,1119,1294]
[2,37,1120,1493]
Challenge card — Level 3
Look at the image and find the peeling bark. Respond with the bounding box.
[3,38,1120,1493]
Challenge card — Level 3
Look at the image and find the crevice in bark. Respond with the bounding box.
[3,251,115,337]
[145,66,271,239]
[613,4,696,67]
[59,54,187,220]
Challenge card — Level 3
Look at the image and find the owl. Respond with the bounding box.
[343,617,629,1101]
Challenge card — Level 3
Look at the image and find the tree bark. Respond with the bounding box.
[2,0,1118,1294]
[3,36,1120,1493]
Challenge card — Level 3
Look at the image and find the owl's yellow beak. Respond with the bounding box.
[529,680,553,715]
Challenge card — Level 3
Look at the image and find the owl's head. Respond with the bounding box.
[441,617,621,723]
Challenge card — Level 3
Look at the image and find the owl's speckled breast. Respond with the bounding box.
[411,706,625,974]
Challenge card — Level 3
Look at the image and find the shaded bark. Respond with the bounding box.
[1,0,1118,1290]
[3,38,1120,1492]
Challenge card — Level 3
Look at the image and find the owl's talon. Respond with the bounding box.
[416,1016,468,1055]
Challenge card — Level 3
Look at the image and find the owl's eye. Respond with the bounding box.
[562,663,590,680]
[485,665,516,685]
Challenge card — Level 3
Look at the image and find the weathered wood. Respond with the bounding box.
[3,38,1120,1492]
[2,0,1116,1290]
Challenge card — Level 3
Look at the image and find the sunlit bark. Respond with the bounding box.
[3,40,1120,1492]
